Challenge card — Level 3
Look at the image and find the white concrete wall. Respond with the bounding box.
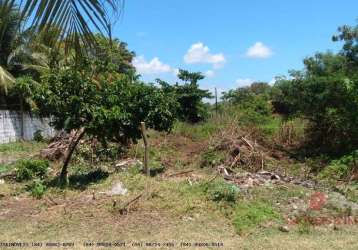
[0,110,55,144]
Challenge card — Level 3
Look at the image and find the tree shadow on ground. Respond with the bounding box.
[47,169,109,190]
[149,166,166,177]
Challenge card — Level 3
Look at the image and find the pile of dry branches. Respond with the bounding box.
[40,130,81,161]
[210,125,272,172]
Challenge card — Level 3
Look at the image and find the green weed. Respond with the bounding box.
[15,159,49,181]
[232,201,280,234]
[29,179,47,199]
[204,180,240,203]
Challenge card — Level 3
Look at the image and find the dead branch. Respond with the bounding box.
[230,153,241,168]
[46,196,59,205]
[167,170,194,177]
[118,193,143,214]
[241,137,254,151]
[207,174,219,183]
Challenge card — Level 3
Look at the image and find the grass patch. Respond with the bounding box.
[258,115,282,136]
[232,200,281,234]
[0,141,46,153]
[297,219,312,234]
[200,149,226,168]
[0,163,11,173]
[173,121,220,140]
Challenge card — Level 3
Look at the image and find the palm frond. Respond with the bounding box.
[18,0,123,53]
[0,65,15,93]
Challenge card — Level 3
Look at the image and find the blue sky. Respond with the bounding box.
[112,0,358,96]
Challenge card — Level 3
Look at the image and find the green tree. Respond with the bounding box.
[158,69,212,123]
[28,61,177,184]
[177,69,205,85]
[272,21,358,155]
[222,82,271,105]
[91,34,136,75]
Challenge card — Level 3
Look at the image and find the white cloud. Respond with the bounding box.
[184,42,226,68]
[236,78,254,86]
[133,56,174,75]
[246,42,273,59]
[205,70,215,78]
[269,78,276,85]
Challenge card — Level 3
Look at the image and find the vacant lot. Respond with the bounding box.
[1,128,357,250]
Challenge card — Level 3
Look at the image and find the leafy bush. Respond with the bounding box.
[319,150,358,181]
[29,180,47,199]
[15,159,49,181]
[237,97,273,126]
[203,180,240,203]
[221,83,273,126]
[232,201,280,234]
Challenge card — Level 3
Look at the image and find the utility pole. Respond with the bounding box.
[140,122,150,176]
[215,87,218,115]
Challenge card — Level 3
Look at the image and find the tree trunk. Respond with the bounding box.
[59,127,86,186]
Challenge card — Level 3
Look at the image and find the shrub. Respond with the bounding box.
[15,159,49,181]
[204,180,240,203]
[29,180,47,199]
[222,84,274,127]
[319,150,358,181]
[232,201,280,234]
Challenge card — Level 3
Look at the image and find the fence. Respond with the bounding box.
[0,110,55,144]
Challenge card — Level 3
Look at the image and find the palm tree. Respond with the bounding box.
[0,1,50,93]
[4,0,122,52]
[0,1,22,93]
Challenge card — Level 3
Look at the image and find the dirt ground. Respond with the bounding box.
[1,132,358,250]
